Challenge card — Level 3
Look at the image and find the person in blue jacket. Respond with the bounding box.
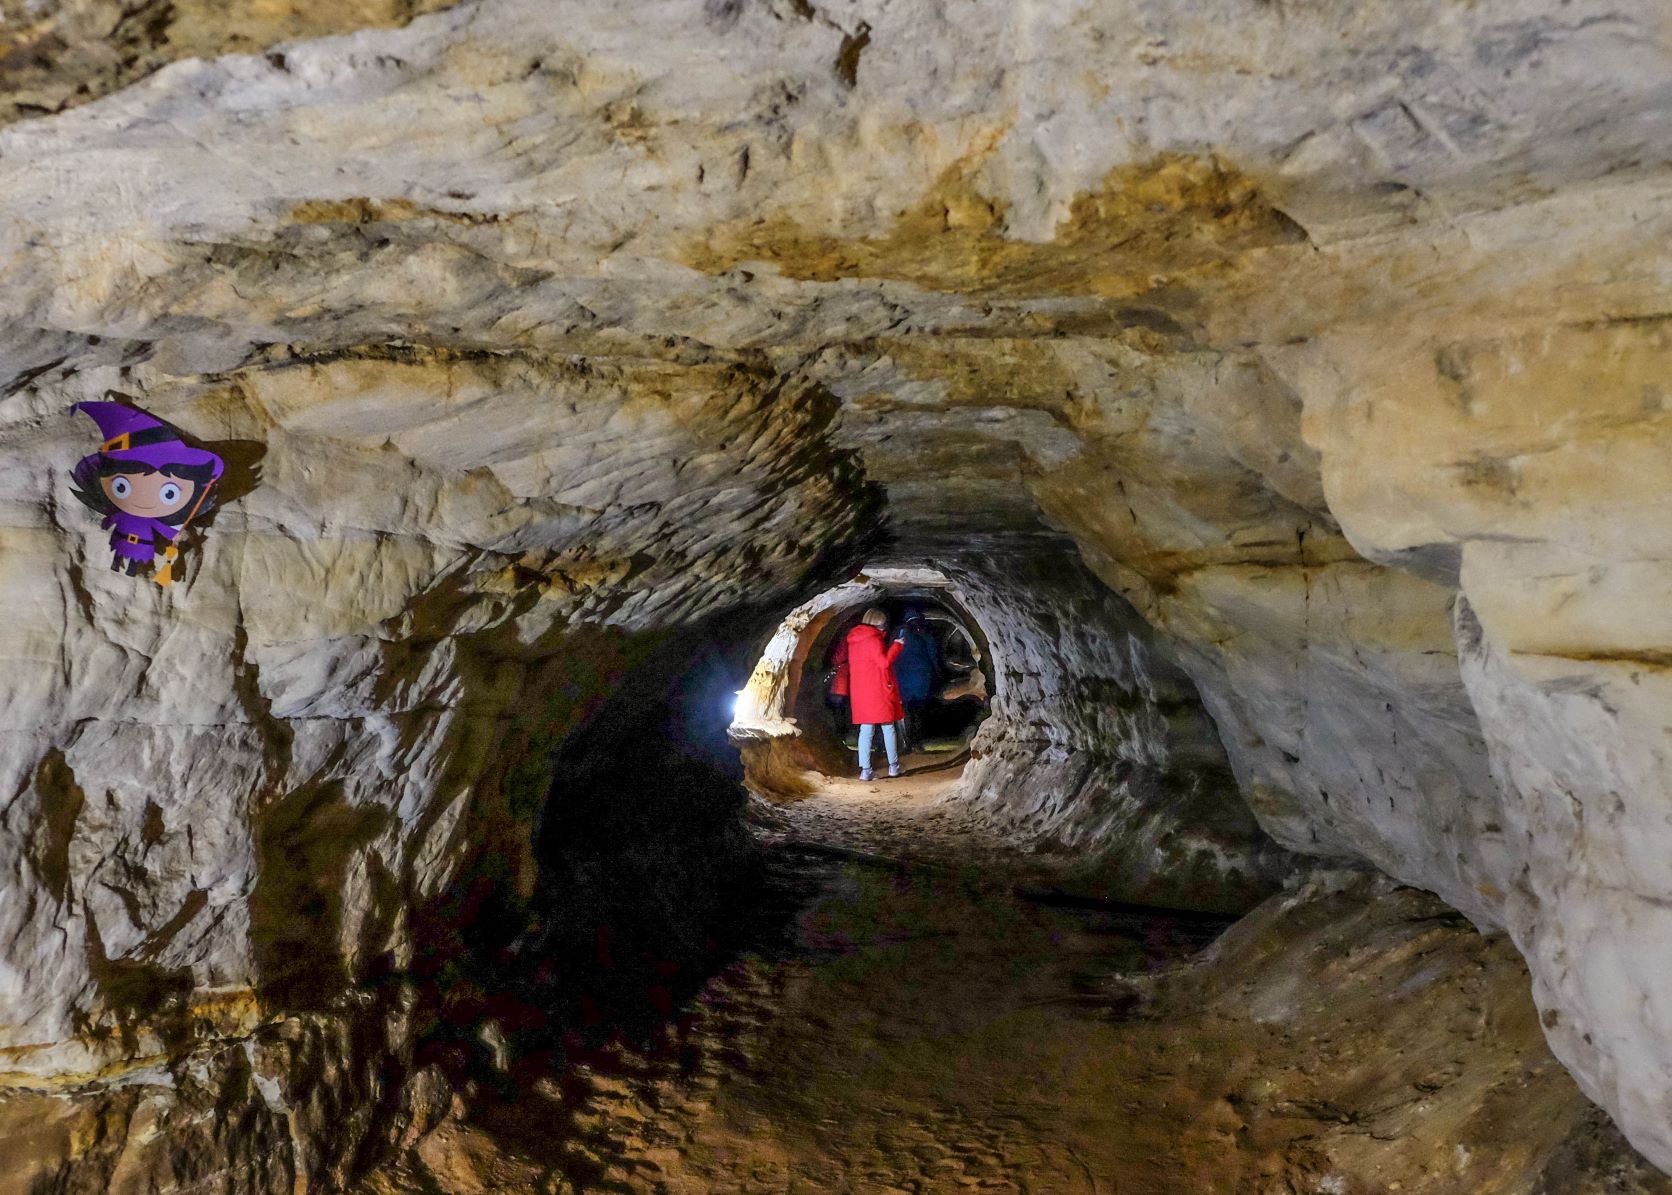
[891,607,940,754]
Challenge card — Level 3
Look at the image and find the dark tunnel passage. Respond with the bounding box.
[340,529,1639,1195]
[367,562,1281,1194]
[0,0,1666,1186]
[321,538,1645,1195]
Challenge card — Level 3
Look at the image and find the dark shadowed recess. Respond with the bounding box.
[382,603,811,1103]
[351,520,1292,1185]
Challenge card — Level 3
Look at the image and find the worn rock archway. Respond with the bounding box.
[730,566,997,785]
[0,0,1668,1189]
[734,559,1288,913]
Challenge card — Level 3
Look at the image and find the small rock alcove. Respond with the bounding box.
[730,567,995,790]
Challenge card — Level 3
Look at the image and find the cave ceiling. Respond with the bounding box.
[0,0,1670,1182]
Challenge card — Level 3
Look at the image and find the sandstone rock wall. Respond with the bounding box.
[1289,321,1672,1167]
[945,552,1292,914]
[0,0,1667,1179]
[0,349,871,1189]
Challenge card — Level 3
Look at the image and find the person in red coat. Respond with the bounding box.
[824,636,851,733]
[845,607,904,780]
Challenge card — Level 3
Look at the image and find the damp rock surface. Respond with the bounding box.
[361,774,1672,1194]
[0,0,1666,1183]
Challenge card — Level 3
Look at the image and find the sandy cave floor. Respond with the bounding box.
[360,763,1672,1195]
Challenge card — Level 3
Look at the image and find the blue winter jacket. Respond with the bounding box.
[892,623,940,702]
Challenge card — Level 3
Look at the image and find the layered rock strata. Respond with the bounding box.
[0,0,1666,1180]
[0,349,870,1190]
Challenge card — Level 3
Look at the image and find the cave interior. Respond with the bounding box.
[0,0,1669,1191]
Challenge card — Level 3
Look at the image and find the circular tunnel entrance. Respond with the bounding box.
[799,597,992,773]
[730,569,997,794]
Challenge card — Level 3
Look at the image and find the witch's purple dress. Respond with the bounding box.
[106,510,180,566]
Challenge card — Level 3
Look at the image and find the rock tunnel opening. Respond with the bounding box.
[2,1,1669,1189]
[804,597,993,772]
[730,567,996,789]
[448,548,1278,1044]
[367,551,1303,1193]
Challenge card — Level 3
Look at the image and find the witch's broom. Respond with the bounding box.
[154,477,218,589]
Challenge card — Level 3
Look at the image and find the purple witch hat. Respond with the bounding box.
[73,402,225,479]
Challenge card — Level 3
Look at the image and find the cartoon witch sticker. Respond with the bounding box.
[68,399,225,588]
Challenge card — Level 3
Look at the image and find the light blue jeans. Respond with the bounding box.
[857,722,899,772]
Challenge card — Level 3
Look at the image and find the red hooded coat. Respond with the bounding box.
[828,637,851,697]
[844,623,904,724]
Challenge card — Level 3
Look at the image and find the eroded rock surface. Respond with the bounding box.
[0,347,870,1189]
[0,0,461,125]
[734,561,1293,913]
[0,0,1667,1183]
[361,787,1672,1195]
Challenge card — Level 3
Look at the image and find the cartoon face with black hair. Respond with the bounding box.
[98,462,213,521]
[69,400,225,585]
